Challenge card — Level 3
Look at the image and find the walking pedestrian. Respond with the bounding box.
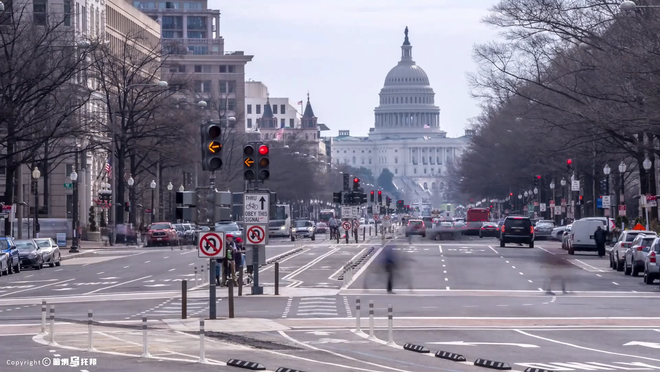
[594,226,607,258]
[234,237,244,284]
[223,234,236,286]
[383,246,397,294]
[544,253,569,295]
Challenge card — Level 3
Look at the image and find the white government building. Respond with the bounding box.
[332,27,471,203]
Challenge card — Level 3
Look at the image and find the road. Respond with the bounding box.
[1,230,659,372]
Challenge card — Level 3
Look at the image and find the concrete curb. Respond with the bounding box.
[474,358,512,370]
[60,250,97,261]
[227,358,266,370]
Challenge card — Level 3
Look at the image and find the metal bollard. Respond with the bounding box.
[274,262,280,295]
[238,269,243,297]
[141,316,151,358]
[182,280,188,319]
[48,305,56,345]
[201,264,205,283]
[198,319,207,363]
[368,301,374,339]
[228,279,235,318]
[88,309,95,351]
[363,227,366,241]
[194,266,198,285]
[356,298,361,333]
[40,300,46,334]
[387,305,394,345]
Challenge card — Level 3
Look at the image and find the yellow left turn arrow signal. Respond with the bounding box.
[208,141,221,153]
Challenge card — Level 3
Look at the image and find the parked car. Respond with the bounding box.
[534,222,554,240]
[479,222,500,238]
[15,239,45,270]
[500,216,534,248]
[316,222,328,234]
[33,238,61,267]
[567,220,603,255]
[624,234,656,277]
[609,230,656,271]
[561,225,573,250]
[405,219,426,238]
[551,225,569,241]
[0,252,8,276]
[0,237,20,274]
[146,222,179,247]
[643,237,660,285]
[291,220,316,241]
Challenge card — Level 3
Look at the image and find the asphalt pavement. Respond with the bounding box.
[2,232,660,372]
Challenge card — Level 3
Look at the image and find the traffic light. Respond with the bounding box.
[397,200,403,212]
[534,174,541,186]
[377,190,382,203]
[333,192,342,204]
[567,159,573,171]
[386,196,391,207]
[370,191,375,203]
[353,177,360,191]
[201,122,223,171]
[124,201,130,212]
[359,193,367,204]
[257,144,270,181]
[599,178,609,194]
[243,144,256,180]
[343,173,350,191]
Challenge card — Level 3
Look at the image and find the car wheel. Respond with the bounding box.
[55,255,61,267]
[616,260,624,272]
[34,264,41,270]
[644,271,654,285]
[624,260,632,275]
[632,265,640,277]
[13,262,20,273]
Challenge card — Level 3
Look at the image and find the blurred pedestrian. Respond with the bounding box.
[544,253,569,295]
[383,245,397,294]
[594,226,607,258]
[234,237,244,284]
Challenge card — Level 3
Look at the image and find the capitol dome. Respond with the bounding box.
[372,27,441,138]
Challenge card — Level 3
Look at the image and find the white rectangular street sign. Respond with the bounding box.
[243,193,270,223]
[540,203,546,212]
[571,180,580,192]
[351,206,361,217]
[554,206,562,215]
[602,195,611,209]
[341,206,353,219]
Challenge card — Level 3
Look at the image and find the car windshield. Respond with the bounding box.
[151,223,171,230]
[34,240,51,248]
[537,223,553,228]
[641,238,655,247]
[409,220,423,226]
[215,223,240,232]
[15,241,35,251]
[0,240,9,250]
[295,221,313,227]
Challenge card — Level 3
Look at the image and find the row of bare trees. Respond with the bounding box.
[453,0,660,218]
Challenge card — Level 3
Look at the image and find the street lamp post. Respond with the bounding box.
[518,193,523,213]
[550,180,556,222]
[167,182,173,223]
[561,177,567,222]
[603,164,611,239]
[643,158,652,230]
[619,161,627,226]
[150,180,156,223]
[32,166,41,238]
[127,176,135,225]
[69,164,79,253]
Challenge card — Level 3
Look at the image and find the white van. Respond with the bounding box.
[568,220,603,255]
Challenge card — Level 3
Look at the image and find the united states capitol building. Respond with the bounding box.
[332,28,471,203]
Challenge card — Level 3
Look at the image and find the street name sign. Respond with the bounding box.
[243,193,270,223]
[198,231,225,258]
[246,224,267,246]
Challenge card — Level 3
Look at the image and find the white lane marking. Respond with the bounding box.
[488,246,499,254]
[444,278,448,282]
[612,282,619,286]
[144,261,150,264]
[538,288,544,292]
[8,279,58,284]
[536,246,556,255]
[514,329,660,362]
[443,270,447,274]
[97,272,104,275]
[164,256,169,259]
[574,259,606,273]
[528,280,533,283]
[446,286,450,290]
[123,266,129,269]
[0,278,76,298]
[506,260,510,263]
[519,272,524,276]
[438,245,443,254]
[512,266,516,269]
[83,275,152,295]
[168,268,175,272]
[596,274,602,277]
[284,247,341,287]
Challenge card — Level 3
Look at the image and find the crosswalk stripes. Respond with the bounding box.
[124,297,215,319]
[295,296,339,317]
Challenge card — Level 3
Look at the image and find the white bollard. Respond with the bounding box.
[201,265,205,283]
[356,298,361,333]
[198,319,207,363]
[368,301,374,339]
[194,266,198,285]
[88,309,95,351]
[48,306,56,346]
[40,300,46,335]
[387,305,394,345]
[141,316,151,358]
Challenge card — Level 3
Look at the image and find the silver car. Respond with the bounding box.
[534,223,554,240]
[624,234,656,277]
[0,252,9,276]
[610,230,656,272]
[561,224,573,250]
[643,237,660,285]
[33,238,61,267]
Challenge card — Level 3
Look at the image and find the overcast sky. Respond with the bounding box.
[209,0,499,138]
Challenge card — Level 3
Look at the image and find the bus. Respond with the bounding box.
[268,204,291,238]
[319,209,335,224]
[465,207,491,235]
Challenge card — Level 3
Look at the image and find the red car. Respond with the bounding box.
[146,222,179,247]
[406,219,426,238]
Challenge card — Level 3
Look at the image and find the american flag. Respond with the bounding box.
[105,157,112,177]
[423,124,430,129]
[297,100,303,105]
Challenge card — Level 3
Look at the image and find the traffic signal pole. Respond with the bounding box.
[208,170,217,319]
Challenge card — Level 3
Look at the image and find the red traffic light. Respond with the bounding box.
[377,191,382,195]
[258,145,269,155]
[567,159,572,165]
[536,175,541,179]
[509,192,513,196]
[370,191,374,195]
[353,177,359,183]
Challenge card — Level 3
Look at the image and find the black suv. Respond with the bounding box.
[500,216,534,248]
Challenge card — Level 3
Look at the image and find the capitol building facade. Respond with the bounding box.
[332,28,470,203]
